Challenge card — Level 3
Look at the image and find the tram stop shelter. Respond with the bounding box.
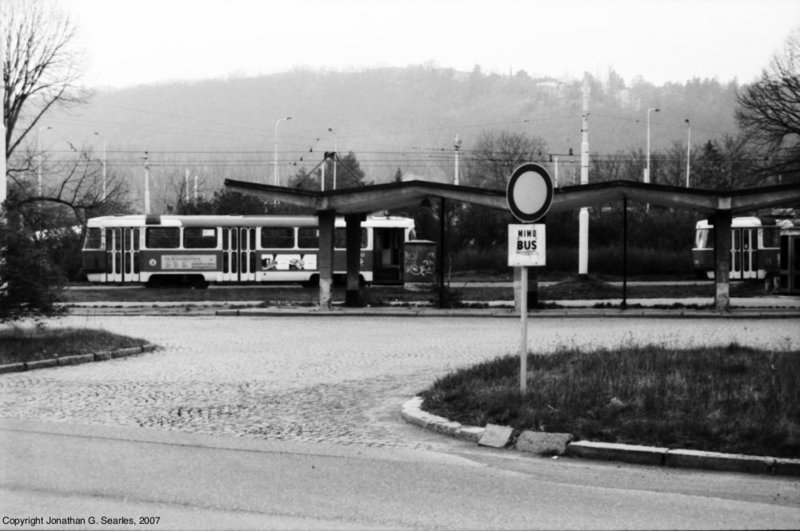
[224,178,800,312]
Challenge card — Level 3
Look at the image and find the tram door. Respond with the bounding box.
[221,228,238,282]
[220,227,256,282]
[122,228,140,283]
[779,233,800,293]
[105,228,122,283]
[239,227,257,282]
[731,228,756,280]
[105,228,140,283]
[372,228,404,284]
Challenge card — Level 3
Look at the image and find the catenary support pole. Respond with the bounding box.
[345,213,363,306]
[622,196,628,308]
[438,197,446,308]
[318,210,336,309]
[578,73,590,276]
[713,209,732,312]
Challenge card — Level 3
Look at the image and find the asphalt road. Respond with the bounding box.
[2,315,799,529]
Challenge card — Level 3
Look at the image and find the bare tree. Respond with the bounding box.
[463,130,548,189]
[736,29,800,181]
[3,0,87,162]
[2,1,129,219]
[0,1,108,320]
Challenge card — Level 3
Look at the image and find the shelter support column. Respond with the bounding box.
[713,209,732,312]
[345,213,364,307]
[318,210,336,310]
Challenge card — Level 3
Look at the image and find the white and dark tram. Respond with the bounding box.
[81,214,415,288]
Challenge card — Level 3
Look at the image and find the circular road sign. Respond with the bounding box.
[506,162,554,223]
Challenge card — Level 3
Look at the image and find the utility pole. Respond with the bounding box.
[578,74,590,276]
[273,116,291,186]
[36,128,43,197]
[94,132,107,201]
[553,156,559,187]
[185,169,191,204]
[685,118,691,187]
[328,128,338,190]
[454,135,461,185]
[144,152,151,215]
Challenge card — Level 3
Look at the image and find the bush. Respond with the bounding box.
[0,218,66,322]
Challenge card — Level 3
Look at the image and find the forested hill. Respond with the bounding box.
[48,66,741,185]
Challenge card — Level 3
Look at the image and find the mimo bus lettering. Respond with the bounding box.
[82,214,415,288]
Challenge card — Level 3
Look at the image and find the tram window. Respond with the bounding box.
[695,228,713,249]
[762,228,779,248]
[261,228,294,249]
[145,227,180,249]
[184,227,218,248]
[298,228,319,249]
[84,228,102,249]
[334,228,368,249]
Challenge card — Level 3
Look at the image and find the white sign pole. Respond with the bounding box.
[506,163,553,397]
[519,266,528,394]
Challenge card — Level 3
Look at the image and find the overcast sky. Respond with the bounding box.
[61,0,800,88]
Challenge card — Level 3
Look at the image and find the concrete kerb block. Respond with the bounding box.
[112,346,146,359]
[57,353,95,366]
[400,396,486,442]
[566,441,668,466]
[774,458,800,476]
[25,359,58,370]
[0,362,26,374]
[516,430,573,456]
[455,426,484,443]
[478,424,514,448]
[665,449,774,474]
[94,351,114,361]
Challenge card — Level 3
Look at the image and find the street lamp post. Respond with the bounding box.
[273,116,291,187]
[454,134,462,185]
[94,132,107,200]
[645,107,659,183]
[685,119,691,188]
[328,127,338,190]
[36,127,44,197]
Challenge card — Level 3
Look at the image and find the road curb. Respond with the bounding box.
[214,307,800,319]
[0,344,158,375]
[401,396,800,476]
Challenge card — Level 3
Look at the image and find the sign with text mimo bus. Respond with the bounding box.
[508,224,546,267]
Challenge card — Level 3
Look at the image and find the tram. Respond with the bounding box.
[82,214,416,288]
[692,216,789,283]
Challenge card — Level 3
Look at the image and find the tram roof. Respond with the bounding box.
[86,214,415,228]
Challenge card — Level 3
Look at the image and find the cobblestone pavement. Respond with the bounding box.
[2,315,798,449]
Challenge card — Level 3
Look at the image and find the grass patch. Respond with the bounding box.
[420,344,800,458]
[0,327,148,365]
